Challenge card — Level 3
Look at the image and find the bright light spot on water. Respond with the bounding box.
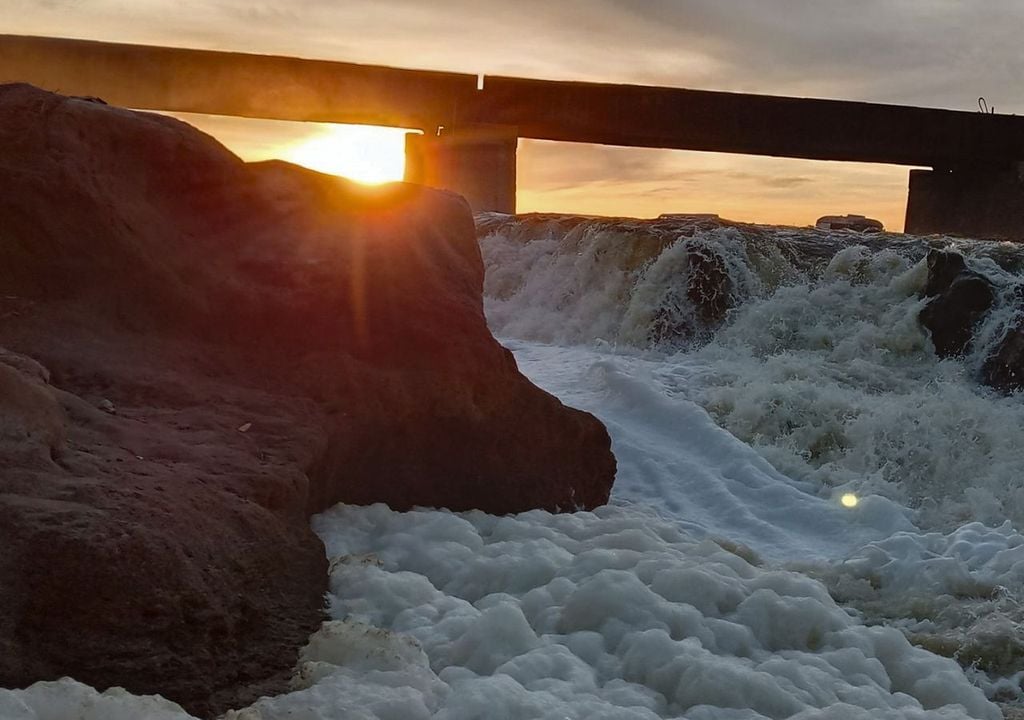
[841,493,859,508]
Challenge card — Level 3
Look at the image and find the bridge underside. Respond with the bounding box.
[2,35,1024,238]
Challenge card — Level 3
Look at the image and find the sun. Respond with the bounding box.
[840,493,859,508]
[283,124,411,184]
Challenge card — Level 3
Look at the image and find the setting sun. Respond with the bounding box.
[283,124,411,184]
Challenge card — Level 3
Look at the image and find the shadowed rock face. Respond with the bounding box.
[0,84,615,716]
[982,282,1024,394]
[918,249,1024,395]
[919,250,995,358]
[984,326,1024,393]
[649,245,733,346]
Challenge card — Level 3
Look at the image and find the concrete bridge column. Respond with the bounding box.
[905,165,1024,240]
[405,126,518,213]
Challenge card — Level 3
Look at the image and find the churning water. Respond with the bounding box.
[479,213,1024,709]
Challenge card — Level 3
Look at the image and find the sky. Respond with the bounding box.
[6,0,1024,229]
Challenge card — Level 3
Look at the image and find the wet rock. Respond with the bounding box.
[650,245,733,345]
[0,349,66,464]
[918,250,995,357]
[922,249,968,297]
[687,246,732,326]
[0,83,615,715]
[983,326,1024,393]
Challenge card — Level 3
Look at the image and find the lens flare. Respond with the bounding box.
[283,124,409,184]
[840,493,859,508]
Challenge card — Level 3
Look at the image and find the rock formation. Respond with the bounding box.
[983,325,1024,393]
[918,248,1024,395]
[0,84,615,715]
[918,249,995,358]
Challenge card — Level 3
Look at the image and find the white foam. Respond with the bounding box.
[837,522,1024,595]
[0,678,196,720]
[479,216,1024,703]
[233,503,998,720]
[504,339,913,562]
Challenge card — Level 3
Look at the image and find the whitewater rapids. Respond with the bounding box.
[5,214,1024,719]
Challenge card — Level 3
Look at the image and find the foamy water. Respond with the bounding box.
[478,214,1024,709]
[479,215,1024,532]
[5,215,1023,719]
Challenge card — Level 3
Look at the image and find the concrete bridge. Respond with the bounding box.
[3,35,1023,239]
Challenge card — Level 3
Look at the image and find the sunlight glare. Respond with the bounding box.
[284,124,410,184]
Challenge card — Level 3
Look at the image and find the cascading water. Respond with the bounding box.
[479,212,1024,706]
[479,213,1024,527]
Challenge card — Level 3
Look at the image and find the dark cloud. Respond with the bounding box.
[728,173,814,189]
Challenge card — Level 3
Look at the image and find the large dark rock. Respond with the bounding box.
[0,335,331,716]
[918,250,1024,395]
[922,249,969,297]
[0,84,615,715]
[918,250,995,357]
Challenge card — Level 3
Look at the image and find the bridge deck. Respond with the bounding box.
[3,35,1023,168]
[0,35,473,129]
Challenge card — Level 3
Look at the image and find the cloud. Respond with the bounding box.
[730,173,813,189]
[7,0,1022,112]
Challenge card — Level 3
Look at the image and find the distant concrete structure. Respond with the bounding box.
[906,166,1024,239]
[405,128,518,214]
[815,215,884,232]
[0,34,472,128]
[2,34,1024,237]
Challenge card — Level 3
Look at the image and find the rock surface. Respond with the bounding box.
[0,84,615,715]
[649,244,733,345]
[918,248,1024,396]
[983,325,1024,393]
[918,249,995,358]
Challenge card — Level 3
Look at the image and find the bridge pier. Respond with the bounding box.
[905,165,1024,240]
[404,127,518,214]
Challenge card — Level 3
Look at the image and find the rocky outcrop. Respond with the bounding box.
[918,250,995,358]
[0,84,615,715]
[918,248,1024,395]
[0,333,331,716]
